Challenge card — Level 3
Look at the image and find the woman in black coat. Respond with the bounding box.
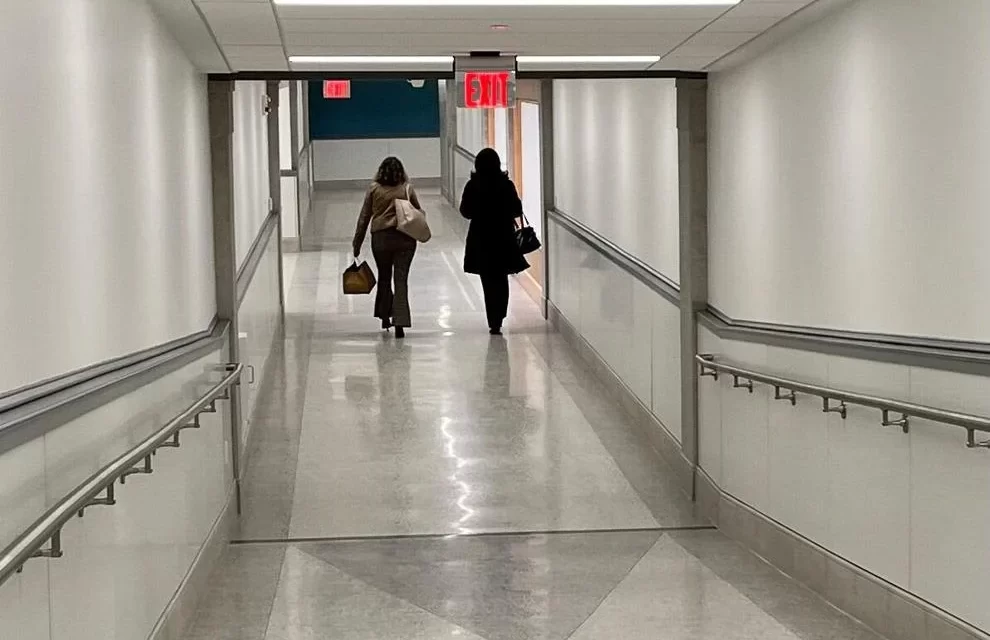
[459,148,529,335]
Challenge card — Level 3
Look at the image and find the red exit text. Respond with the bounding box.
[463,71,511,109]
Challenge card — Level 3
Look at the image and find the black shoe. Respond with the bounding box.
[395,327,405,339]
[489,327,502,335]
[381,319,392,331]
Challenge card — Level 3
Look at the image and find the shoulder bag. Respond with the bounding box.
[395,184,432,243]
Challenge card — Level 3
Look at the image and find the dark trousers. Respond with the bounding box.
[480,273,510,329]
[371,229,417,327]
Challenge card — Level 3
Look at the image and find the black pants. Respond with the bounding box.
[479,273,509,330]
[371,229,417,327]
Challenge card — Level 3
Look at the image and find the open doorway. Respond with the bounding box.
[508,81,545,310]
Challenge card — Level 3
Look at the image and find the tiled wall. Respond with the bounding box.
[547,220,681,444]
[698,327,990,633]
[0,350,232,640]
[237,230,282,452]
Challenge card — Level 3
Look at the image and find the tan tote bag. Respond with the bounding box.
[394,184,432,243]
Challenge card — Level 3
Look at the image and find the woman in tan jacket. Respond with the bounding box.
[353,157,423,338]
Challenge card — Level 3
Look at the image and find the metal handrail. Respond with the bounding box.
[0,364,243,587]
[696,355,990,447]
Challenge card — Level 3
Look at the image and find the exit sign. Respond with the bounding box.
[459,70,515,109]
[323,80,351,99]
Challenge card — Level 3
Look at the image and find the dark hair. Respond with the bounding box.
[375,156,408,187]
[473,148,505,177]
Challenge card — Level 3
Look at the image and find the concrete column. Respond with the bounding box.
[676,78,709,499]
[266,81,286,323]
[208,79,244,514]
[289,81,300,170]
[539,79,555,319]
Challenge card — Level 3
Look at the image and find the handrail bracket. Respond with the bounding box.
[77,485,115,518]
[119,455,153,485]
[882,410,910,434]
[967,429,990,449]
[732,375,754,393]
[823,398,848,420]
[774,386,797,406]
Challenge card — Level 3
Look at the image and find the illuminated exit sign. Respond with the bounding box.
[455,55,516,109]
[462,71,514,109]
[323,80,351,99]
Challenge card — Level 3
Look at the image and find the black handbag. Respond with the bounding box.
[515,215,542,255]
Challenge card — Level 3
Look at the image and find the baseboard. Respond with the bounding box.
[315,177,442,191]
[240,323,285,475]
[148,488,237,640]
[546,301,695,499]
[547,297,988,640]
[696,469,990,640]
[516,271,544,311]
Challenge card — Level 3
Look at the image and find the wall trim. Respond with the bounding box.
[454,145,477,163]
[148,487,237,640]
[548,208,681,306]
[700,309,990,376]
[696,469,990,640]
[0,318,219,416]
[236,211,280,308]
[547,301,695,498]
[0,321,228,458]
[547,270,989,638]
[547,208,990,375]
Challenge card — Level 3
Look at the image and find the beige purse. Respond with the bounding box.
[394,184,432,243]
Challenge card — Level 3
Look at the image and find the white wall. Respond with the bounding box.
[296,81,307,155]
[278,82,292,172]
[494,108,508,171]
[0,0,216,394]
[521,102,543,237]
[456,108,485,154]
[702,1,990,632]
[553,79,680,284]
[233,81,271,267]
[548,221,682,444]
[698,329,990,633]
[237,229,282,449]
[313,138,441,182]
[709,0,990,342]
[0,348,231,640]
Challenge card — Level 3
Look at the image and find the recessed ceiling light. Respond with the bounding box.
[517,55,661,64]
[490,24,511,31]
[277,0,736,5]
[290,55,454,64]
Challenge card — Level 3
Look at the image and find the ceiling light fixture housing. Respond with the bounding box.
[516,55,662,71]
[290,55,455,71]
[277,0,737,5]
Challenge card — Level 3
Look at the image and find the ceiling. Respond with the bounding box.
[149,0,820,73]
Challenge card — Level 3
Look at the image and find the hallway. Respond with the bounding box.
[184,190,883,639]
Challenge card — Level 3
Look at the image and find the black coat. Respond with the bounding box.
[459,174,530,276]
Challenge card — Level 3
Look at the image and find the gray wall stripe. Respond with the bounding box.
[236,211,280,308]
[547,208,990,375]
[0,321,228,457]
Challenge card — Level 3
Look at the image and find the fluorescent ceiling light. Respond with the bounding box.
[290,55,454,64]
[517,55,661,64]
[277,0,736,5]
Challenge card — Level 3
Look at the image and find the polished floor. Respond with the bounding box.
[184,189,883,639]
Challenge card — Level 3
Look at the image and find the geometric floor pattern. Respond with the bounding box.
[185,190,884,640]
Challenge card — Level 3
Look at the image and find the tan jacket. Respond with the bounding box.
[353,182,422,254]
